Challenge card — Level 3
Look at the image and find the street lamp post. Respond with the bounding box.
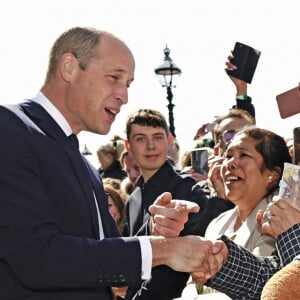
[81,144,92,156]
[154,45,181,137]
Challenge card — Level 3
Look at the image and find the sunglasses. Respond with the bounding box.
[220,130,236,145]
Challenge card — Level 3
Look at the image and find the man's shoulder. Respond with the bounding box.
[176,172,196,186]
[0,101,46,136]
[0,103,21,118]
[0,102,33,132]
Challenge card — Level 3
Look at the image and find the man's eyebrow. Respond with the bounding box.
[108,68,134,83]
[132,133,146,138]
[110,68,126,73]
[132,132,165,138]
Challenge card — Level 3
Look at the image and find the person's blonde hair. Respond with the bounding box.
[97,138,125,161]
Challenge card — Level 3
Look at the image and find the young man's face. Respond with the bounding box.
[126,124,171,180]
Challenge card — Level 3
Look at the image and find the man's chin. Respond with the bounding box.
[94,125,112,135]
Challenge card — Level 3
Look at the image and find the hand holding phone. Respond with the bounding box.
[191,148,208,176]
[293,127,300,165]
[226,42,261,84]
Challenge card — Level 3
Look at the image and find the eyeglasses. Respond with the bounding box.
[220,130,236,145]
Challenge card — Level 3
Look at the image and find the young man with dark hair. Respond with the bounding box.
[124,108,208,299]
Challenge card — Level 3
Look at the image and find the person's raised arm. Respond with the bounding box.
[225,52,255,118]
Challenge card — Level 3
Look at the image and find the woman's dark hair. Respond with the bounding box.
[235,126,291,179]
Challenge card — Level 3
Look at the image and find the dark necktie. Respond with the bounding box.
[68,134,79,150]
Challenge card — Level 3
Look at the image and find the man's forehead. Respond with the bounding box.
[96,36,135,74]
[131,124,166,135]
[219,117,250,130]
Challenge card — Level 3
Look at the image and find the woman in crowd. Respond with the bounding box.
[103,182,126,235]
[182,126,291,298]
[205,126,287,255]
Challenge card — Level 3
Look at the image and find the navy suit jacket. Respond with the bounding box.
[0,101,142,299]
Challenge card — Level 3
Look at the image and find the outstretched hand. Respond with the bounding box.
[151,235,227,281]
[148,192,200,237]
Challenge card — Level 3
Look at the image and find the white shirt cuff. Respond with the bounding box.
[138,236,152,280]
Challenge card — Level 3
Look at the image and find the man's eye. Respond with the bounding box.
[154,136,161,141]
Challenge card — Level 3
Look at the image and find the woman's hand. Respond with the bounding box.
[257,196,300,239]
[208,156,226,198]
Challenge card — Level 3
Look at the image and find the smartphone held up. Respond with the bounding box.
[294,127,300,166]
[276,85,300,119]
[226,41,261,84]
[191,148,209,176]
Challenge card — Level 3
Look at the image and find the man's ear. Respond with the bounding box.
[59,53,77,82]
[125,139,130,151]
[167,133,173,146]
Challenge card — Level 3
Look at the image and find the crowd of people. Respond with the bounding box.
[87,35,298,300]
[0,25,298,300]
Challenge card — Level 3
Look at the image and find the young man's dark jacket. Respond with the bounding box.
[124,160,233,300]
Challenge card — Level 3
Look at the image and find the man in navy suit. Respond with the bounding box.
[0,27,225,299]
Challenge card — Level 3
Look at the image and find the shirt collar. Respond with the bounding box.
[31,91,72,136]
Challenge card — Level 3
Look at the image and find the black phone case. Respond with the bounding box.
[226,42,261,84]
[294,127,300,166]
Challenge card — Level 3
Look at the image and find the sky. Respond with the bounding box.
[1,0,299,167]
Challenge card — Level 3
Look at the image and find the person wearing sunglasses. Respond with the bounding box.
[213,108,256,157]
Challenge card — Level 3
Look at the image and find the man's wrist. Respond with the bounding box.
[149,236,169,267]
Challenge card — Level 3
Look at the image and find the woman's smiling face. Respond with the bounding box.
[221,133,270,207]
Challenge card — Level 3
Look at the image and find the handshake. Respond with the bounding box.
[148,192,228,284]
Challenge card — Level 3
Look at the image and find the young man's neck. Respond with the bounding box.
[141,169,159,182]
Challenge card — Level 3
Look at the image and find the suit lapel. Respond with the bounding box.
[82,160,120,237]
[20,101,102,239]
[128,187,143,236]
